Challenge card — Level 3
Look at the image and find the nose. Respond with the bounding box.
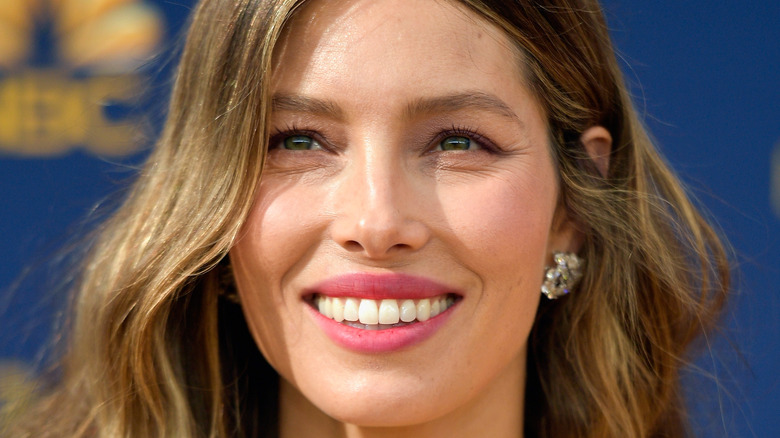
[329,145,431,260]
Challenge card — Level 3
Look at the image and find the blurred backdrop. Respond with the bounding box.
[0,0,777,436]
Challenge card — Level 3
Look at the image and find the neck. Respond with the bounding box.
[278,354,526,438]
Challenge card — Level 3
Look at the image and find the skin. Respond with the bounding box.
[230,0,610,437]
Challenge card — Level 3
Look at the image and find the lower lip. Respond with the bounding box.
[308,304,456,353]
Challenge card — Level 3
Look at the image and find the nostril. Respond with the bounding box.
[390,243,412,252]
[343,240,364,252]
[331,214,431,258]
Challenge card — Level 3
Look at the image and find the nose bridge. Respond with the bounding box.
[331,136,428,258]
[360,140,397,214]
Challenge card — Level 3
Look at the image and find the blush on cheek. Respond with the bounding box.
[243,184,328,264]
[442,180,555,251]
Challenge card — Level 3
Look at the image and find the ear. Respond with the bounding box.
[545,126,612,257]
[580,126,612,177]
[546,210,584,256]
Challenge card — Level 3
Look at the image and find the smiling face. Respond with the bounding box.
[229,0,577,430]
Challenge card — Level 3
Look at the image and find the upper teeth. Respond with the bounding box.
[316,295,455,325]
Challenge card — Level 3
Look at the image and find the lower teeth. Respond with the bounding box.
[341,320,416,330]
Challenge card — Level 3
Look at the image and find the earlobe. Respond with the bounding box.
[545,126,611,256]
[580,126,612,178]
[548,210,584,255]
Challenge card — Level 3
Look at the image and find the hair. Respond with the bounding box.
[5,0,730,437]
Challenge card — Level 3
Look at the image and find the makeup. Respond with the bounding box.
[304,273,461,352]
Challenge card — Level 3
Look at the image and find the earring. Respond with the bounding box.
[541,252,584,300]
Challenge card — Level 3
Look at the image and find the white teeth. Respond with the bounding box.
[416,299,430,322]
[343,298,359,322]
[358,299,379,324]
[430,299,440,317]
[332,297,344,322]
[324,298,333,318]
[318,296,333,318]
[400,299,416,322]
[318,297,327,314]
[314,295,455,327]
[378,299,400,324]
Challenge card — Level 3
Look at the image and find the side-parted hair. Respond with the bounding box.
[7,0,729,437]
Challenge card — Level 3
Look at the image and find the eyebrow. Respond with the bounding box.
[271,91,521,123]
[404,91,520,123]
[272,94,346,120]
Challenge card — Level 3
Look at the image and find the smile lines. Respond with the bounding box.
[313,294,457,328]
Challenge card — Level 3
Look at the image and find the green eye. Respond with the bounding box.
[439,136,471,151]
[283,135,316,150]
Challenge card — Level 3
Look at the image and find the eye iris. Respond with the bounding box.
[284,135,314,150]
[440,136,470,151]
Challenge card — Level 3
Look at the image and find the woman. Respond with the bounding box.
[7,0,729,436]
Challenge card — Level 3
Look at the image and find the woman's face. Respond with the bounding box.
[230,0,576,427]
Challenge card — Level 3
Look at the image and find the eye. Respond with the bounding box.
[438,135,476,151]
[281,134,321,150]
[429,126,498,153]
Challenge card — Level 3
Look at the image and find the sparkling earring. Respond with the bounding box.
[541,252,584,300]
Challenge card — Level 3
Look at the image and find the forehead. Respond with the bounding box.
[270,0,528,106]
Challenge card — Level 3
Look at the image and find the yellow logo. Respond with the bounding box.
[0,0,164,156]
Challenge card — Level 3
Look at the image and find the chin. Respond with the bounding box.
[290,368,465,428]
[318,395,448,428]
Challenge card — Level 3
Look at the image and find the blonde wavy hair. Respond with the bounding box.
[6,0,729,437]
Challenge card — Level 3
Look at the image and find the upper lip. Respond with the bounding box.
[304,273,462,300]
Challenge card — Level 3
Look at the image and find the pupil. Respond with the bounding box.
[284,135,313,150]
[441,136,470,150]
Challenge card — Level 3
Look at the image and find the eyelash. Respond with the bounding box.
[428,125,500,153]
[268,124,500,153]
[269,124,328,150]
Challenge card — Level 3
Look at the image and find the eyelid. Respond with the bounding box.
[270,124,502,154]
[429,126,501,153]
[268,125,331,151]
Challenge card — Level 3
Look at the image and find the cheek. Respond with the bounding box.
[438,171,557,274]
[229,182,327,368]
[437,168,557,336]
[419,171,556,397]
[230,243,290,371]
[235,181,326,278]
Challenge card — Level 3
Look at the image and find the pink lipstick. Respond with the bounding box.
[304,273,461,352]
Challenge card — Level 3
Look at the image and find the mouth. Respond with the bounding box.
[302,273,463,351]
[307,293,459,330]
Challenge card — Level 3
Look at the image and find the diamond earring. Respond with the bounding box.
[541,252,584,299]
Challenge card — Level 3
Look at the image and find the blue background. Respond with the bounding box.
[1,1,777,436]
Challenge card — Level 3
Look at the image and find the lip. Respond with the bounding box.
[304,272,461,300]
[304,273,462,353]
[309,308,455,353]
